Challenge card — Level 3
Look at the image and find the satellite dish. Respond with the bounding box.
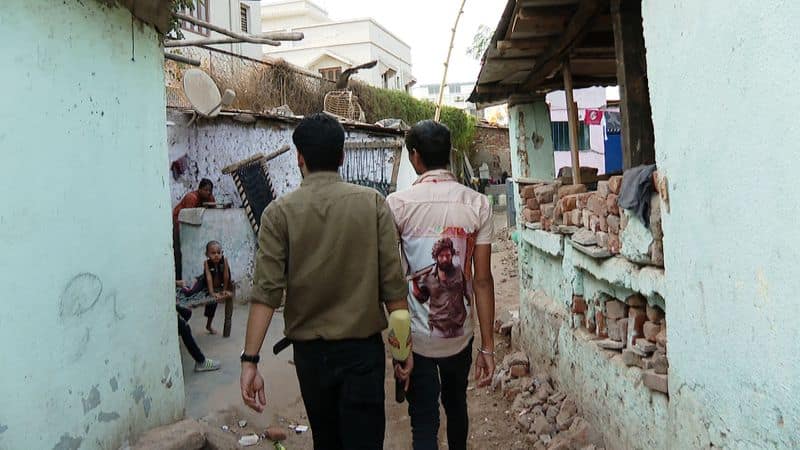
[183,68,236,119]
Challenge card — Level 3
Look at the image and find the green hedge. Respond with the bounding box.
[351,83,477,156]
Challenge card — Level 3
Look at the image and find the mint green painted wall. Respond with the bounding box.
[643,1,800,447]
[509,101,556,181]
[508,101,556,227]
[0,1,185,448]
[517,235,669,448]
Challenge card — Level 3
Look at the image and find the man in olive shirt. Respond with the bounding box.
[240,113,412,450]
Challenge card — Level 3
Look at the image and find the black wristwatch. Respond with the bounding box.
[240,351,260,364]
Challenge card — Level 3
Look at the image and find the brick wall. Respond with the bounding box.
[471,124,511,179]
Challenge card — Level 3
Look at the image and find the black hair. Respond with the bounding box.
[206,240,221,252]
[292,113,345,172]
[199,178,213,190]
[405,120,452,169]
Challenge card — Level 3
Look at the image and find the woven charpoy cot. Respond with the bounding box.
[175,288,216,309]
[221,145,289,233]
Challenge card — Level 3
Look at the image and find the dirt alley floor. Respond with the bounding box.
[181,212,527,449]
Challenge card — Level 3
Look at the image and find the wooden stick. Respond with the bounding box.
[221,145,291,174]
[166,37,281,47]
[264,144,292,163]
[434,0,467,122]
[562,59,582,185]
[165,31,302,47]
[173,12,280,46]
[164,52,201,66]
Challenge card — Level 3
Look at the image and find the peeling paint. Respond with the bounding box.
[142,397,152,418]
[131,385,145,404]
[167,111,400,207]
[73,327,91,360]
[161,367,174,389]
[109,377,118,392]
[81,385,101,414]
[53,433,82,450]
[97,412,120,423]
[0,424,7,433]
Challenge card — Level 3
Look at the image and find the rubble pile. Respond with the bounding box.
[572,293,669,394]
[493,352,605,450]
[518,172,666,268]
[494,309,520,338]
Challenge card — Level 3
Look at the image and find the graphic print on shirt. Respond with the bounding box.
[404,227,476,339]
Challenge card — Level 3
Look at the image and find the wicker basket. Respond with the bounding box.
[324,90,365,122]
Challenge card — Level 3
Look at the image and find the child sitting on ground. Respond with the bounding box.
[181,240,235,337]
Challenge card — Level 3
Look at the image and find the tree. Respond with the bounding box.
[466,25,493,60]
[170,0,196,38]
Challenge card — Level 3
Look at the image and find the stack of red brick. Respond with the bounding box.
[571,294,669,395]
[520,182,590,230]
[519,172,666,267]
[559,176,624,254]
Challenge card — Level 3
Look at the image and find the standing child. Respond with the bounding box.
[182,240,235,337]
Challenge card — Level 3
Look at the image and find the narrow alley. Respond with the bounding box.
[3,0,798,449]
[178,214,562,450]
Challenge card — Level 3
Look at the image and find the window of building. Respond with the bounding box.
[427,85,440,95]
[319,67,342,82]
[240,4,249,33]
[449,84,460,94]
[180,0,210,37]
[551,121,591,151]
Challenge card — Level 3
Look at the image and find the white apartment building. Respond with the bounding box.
[412,81,477,116]
[261,0,414,90]
[177,0,263,60]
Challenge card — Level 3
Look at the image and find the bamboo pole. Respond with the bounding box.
[165,32,304,48]
[173,12,281,46]
[165,52,201,66]
[562,59,582,185]
[434,0,467,122]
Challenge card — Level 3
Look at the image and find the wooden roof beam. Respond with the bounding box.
[497,37,551,52]
[518,5,577,19]
[511,14,571,38]
[521,0,609,89]
[476,74,615,94]
[577,31,616,48]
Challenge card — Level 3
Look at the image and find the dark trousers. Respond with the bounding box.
[173,227,182,280]
[293,334,386,450]
[177,306,205,363]
[203,299,233,337]
[407,340,473,450]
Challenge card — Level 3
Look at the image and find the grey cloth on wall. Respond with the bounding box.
[618,164,657,227]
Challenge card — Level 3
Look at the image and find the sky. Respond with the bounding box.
[312,0,508,85]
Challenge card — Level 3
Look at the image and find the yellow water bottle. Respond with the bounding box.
[388,310,411,402]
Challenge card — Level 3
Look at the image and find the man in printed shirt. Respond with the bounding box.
[387,120,496,450]
[410,237,471,338]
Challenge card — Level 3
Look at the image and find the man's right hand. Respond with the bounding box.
[240,363,267,412]
[394,353,414,392]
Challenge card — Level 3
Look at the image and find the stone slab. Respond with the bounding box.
[521,229,564,257]
[571,241,613,259]
[643,371,668,394]
[597,339,625,350]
